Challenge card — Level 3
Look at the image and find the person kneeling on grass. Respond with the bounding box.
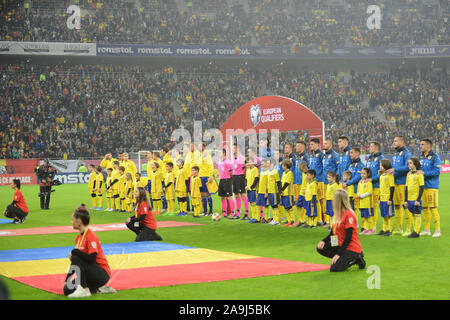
[126,187,163,241]
[63,204,116,298]
[3,179,28,224]
[316,190,366,272]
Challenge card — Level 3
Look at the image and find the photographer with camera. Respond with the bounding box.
[35,159,58,210]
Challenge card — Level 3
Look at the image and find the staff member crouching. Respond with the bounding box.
[316,190,366,272]
[63,204,116,298]
[126,187,163,242]
[3,179,28,224]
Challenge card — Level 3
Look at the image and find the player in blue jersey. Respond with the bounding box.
[337,136,351,180]
[385,136,412,235]
[342,147,364,216]
[365,141,385,230]
[293,141,309,226]
[323,138,339,203]
[418,139,441,237]
[308,138,325,224]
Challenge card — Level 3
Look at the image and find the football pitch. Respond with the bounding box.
[0,175,449,300]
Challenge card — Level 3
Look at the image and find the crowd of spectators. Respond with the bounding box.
[1,62,448,160]
[0,0,447,47]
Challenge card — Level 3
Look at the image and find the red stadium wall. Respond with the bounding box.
[220,95,325,146]
[5,159,40,173]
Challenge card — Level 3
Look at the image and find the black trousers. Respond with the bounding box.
[63,255,110,295]
[316,240,362,272]
[126,222,163,242]
[5,205,27,220]
[40,185,51,209]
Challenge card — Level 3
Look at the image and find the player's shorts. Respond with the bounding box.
[232,175,246,194]
[305,200,318,217]
[380,201,395,217]
[325,200,334,216]
[177,196,187,202]
[296,194,306,208]
[360,208,371,218]
[165,192,175,201]
[281,195,294,209]
[176,191,187,198]
[247,190,257,203]
[393,184,405,205]
[422,188,438,208]
[256,194,268,207]
[218,178,233,197]
[407,200,422,214]
[317,182,325,200]
[267,193,279,207]
[200,177,210,193]
[151,192,161,200]
[372,188,380,208]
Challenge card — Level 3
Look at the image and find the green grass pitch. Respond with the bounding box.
[0,175,449,300]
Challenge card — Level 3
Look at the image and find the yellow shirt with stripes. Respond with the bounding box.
[175,166,190,196]
[379,173,395,202]
[88,171,97,193]
[199,150,214,178]
[357,180,373,209]
[325,182,342,201]
[164,171,175,200]
[149,169,164,195]
[305,179,318,202]
[246,166,259,191]
[257,169,268,194]
[281,170,294,196]
[267,168,280,194]
[111,169,120,192]
[190,175,202,199]
[406,172,424,201]
[100,158,117,170]
[95,172,104,195]
[119,174,127,198]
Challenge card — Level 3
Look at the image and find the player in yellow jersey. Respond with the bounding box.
[124,172,134,213]
[134,172,148,189]
[245,159,260,223]
[280,159,296,227]
[118,153,125,168]
[111,161,121,211]
[164,162,176,215]
[190,166,202,217]
[175,158,189,216]
[118,166,127,212]
[198,143,215,216]
[302,169,319,228]
[94,166,104,211]
[342,171,355,210]
[356,168,374,235]
[266,158,281,226]
[378,159,395,236]
[404,157,425,238]
[149,161,164,214]
[295,161,309,227]
[160,147,173,212]
[324,171,342,226]
[100,153,118,170]
[88,164,97,209]
[256,159,270,223]
[105,168,114,211]
[122,153,137,178]
[184,144,200,214]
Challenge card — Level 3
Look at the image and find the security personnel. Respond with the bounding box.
[343,147,364,213]
[308,138,325,224]
[386,136,412,234]
[365,141,385,225]
[418,138,441,237]
[337,136,351,180]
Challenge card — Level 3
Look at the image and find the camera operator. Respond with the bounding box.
[35,159,57,210]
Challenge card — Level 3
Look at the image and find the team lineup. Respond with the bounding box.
[88,135,441,239]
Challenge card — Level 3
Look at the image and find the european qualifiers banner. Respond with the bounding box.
[405,45,450,57]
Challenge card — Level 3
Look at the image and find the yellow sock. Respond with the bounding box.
[373,206,378,227]
[431,208,440,230]
[316,201,322,222]
[370,215,376,230]
[127,200,132,212]
[272,207,280,222]
[97,195,103,208]
[382,217,388,232]
[114,197,121,210]
[299,207,306,223]
[388,216,394,232]
[413,214,421,234]
[288,207,295,223]
[250,205,257,220]
[195,204,201,216]
[91,196,97,208]
[264,207,269,220]
[312,216,317,227]
[279,206,284,219]
[168,199,175,213]
[396,206,404,231]
[362,217,368,230]
[423,208,431,230]
[155,200,161,213]
[405,209,412,232]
